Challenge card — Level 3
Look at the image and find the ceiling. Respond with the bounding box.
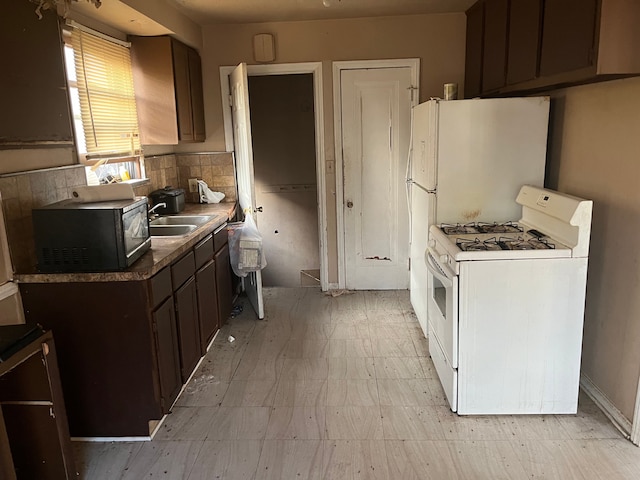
[167,0,475,25]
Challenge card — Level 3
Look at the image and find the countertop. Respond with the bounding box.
[15,202,237,284]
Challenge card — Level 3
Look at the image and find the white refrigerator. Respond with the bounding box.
[408,97,550,335]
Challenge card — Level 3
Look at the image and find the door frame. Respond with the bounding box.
[220,62,328,291]
[333,58,420,290]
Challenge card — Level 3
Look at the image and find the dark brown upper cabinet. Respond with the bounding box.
[464,1,485,98]
[481,0,509,93]
[466,0,640,96]
[130,36,206,145]
[1,2,73,146]
[506,0,543,85]
[539,0,598,77]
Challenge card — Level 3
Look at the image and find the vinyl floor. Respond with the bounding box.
[73,287,640,479]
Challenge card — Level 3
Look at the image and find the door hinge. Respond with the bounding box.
[407,85,418,102]
[408,258,411,271]
[228,94,233,108]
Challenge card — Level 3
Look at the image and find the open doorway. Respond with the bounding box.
[220,63,327,290]
[249,74,319,287]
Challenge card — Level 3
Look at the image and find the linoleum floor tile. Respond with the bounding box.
[154,407,219,441]
[176,376,229,407]
[377,378,434,406]
[323,440,389,480]
[327,338,373,358]
[255,440,324,480]
[380,405,445,440]
[265,406,326,440]
[281,358,329,379]
[325,406,383,440]
[326,379,379,406]
[385,440,461,480]
[120,440,203,480]
[374,357,426,379]
[73,441,143,480]
[364,290,402,311]
[328,357,376,379]
[221,379,277,407]
[446,440,529,480]
[273,379,328,406]
[206,407,271,440]
[371,337,417,357]
[186,440,262,480]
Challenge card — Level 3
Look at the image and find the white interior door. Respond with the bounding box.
[230,63,264,319]
[341,67,413,290]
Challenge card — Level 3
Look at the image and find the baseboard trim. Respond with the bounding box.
[580,373,632,441]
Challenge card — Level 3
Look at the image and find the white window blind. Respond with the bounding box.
[71,28,141,159]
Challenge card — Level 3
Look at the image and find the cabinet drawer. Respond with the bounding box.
[171,251,195,290]
[150,267,172,310]
[213,223,228,253]
[194,234,214,270]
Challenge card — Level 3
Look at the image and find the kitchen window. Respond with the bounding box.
[63,23,145,185]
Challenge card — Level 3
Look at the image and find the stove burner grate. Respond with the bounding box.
[441,222,523,235]
[455,236,556,251]
[441,223,479,235]
[476,222,523,234]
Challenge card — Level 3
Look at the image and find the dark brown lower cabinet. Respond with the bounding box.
[196,259,218,353]
[17,222,235,437]
[215,243,233,327]
[174,277,201,382]
[152,297,181,412]
[0,331,75,479]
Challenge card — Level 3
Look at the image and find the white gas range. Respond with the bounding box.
[425,185,593,415]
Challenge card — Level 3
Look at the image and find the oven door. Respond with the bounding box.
[425,249,458,368]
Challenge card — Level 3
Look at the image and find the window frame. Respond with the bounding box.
[61,24,146,183]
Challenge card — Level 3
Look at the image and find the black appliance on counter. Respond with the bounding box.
[32,197,150,272]
[149,186,185,214]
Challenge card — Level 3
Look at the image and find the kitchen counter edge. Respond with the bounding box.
[14,202,237,284]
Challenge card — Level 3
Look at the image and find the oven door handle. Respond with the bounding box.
[425,250,454,288]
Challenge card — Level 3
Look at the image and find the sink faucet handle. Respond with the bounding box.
[148,202,167,215]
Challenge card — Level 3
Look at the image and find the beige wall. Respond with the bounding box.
[546,77,640,421]
[187,14,466,284]
[191,13,466,153]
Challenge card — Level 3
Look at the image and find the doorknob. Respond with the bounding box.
[346,201,354,208]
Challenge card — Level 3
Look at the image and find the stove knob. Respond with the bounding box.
[440,254,449,264]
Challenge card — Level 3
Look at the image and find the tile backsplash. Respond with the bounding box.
[0,152,236,272]
[0,165,87,271]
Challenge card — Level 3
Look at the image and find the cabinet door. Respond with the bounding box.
[215,243,233,328]
[188,48,206,142]
[482,0,509,92]
[152,297,181,412]
[171,39,194,142]
[2,2,73,146]
[196,260,219,353]
[539,0,598,76]
[174,277,201,382]
[507,0,543,84]
[464,1,485,98]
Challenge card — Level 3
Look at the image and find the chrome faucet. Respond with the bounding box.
[148,202,166,220]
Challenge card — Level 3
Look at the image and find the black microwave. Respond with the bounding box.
[32,197,151,272]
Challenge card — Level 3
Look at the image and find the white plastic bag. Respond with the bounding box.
[228,215,267,277]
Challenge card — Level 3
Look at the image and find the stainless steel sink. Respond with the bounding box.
[150,224,197,237]
[150,215,214,226]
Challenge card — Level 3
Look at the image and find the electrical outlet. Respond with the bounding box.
[188,178,198,193]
